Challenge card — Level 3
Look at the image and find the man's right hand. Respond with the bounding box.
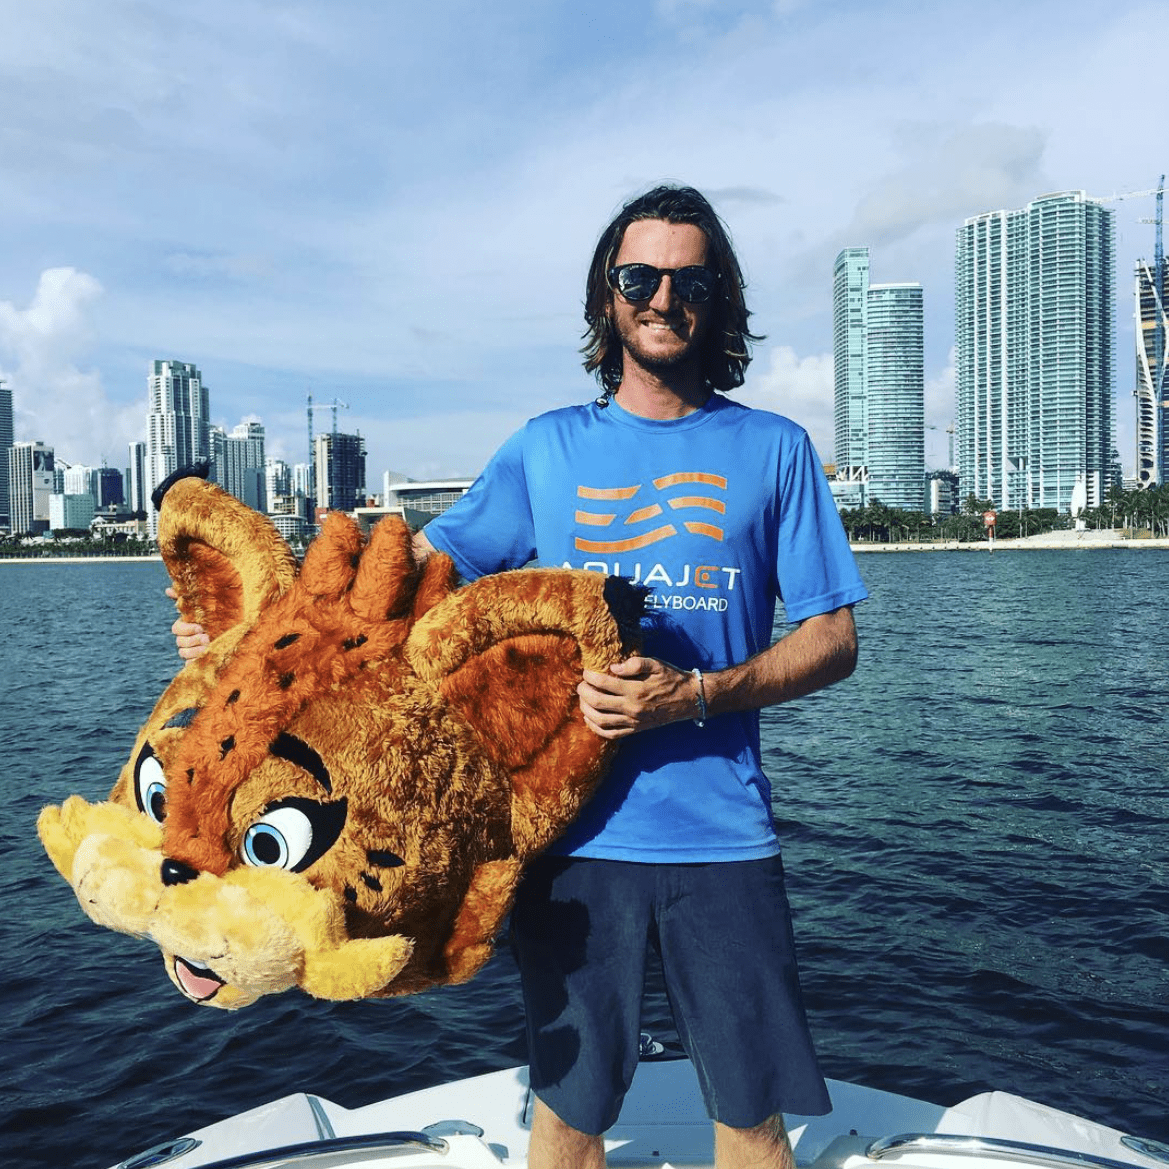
[167,586,211,661]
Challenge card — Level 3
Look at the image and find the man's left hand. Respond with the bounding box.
[577,657,699,740]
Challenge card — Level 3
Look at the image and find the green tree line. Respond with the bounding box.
[841,483,1169,544]
[0,529,159,558]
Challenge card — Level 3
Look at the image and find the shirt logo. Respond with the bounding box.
[573,472,727,553]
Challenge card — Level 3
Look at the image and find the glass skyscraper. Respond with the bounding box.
[1133,256,1169,488]
[0,379,12,531]
[832,248,925,511]
[146,360,210,535]
[955,192,1115,513]
[314,431,366,515]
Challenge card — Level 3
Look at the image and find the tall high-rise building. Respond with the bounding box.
[127,440,147,516]
[314,432,366,514]
[63,464,93,496]
[833,249,869,490]
[1134,254,1169,488]
[8,440,55,535]
[832,248,925,511]
[955,191,1115,513]
[93,464,124,509]
[211,420,267,511]
[0,379,12,531]
[146,360,210,534]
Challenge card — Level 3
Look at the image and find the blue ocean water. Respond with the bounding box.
[1,553,1166,1169]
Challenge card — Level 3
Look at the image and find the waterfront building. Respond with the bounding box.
[1134,255,1169,488]
[49,493,95,531]
[927,470,959,517]
[127,441,147,516]
[0,380,12,531]
[314,431,366,515]
[382,473,473,519]
[832,248,925,511]
[955,191,1115,513]
[211,420,266,511]
[270,513,308,542]
[146,360,210,535]
[265,457,305,519]
[8,440,55,535]
[93,465,124,509]
[62,464,92,497]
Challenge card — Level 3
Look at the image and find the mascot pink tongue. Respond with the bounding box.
[38,468,643,1009]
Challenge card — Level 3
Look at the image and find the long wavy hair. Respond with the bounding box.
[582,185,763,394]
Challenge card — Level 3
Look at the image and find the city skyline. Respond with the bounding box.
[0,1,1162,490]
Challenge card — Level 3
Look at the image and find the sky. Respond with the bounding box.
[0,0,1163,489]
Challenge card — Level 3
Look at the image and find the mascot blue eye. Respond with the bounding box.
[134,749,168,824]
[242,806,315,870]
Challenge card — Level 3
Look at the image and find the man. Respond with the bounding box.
[175,185,866,1169]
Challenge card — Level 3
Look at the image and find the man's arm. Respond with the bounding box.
[576,606,857,740]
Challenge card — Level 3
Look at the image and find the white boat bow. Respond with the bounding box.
[111,1056,1169,1169]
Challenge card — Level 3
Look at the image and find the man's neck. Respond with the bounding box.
[613,365,710,420]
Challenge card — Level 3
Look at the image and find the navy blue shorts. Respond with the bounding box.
[511,853,831,1134]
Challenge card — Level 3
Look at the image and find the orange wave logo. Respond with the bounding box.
[574,472,728,553]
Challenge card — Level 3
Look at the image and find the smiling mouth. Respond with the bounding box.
[173,956,227,1002]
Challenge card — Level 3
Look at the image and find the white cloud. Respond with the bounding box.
[737,345,836,460]
[0,269,141,467]
[843,123,1050,246]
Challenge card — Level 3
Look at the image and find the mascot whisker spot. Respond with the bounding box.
[38,469,643,1009]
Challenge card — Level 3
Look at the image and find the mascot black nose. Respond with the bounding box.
[161,858,200,887]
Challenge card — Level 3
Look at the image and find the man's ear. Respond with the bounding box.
[157,476,298,641]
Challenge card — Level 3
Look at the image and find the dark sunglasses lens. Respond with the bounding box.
[614,265,660,300]
[673,267,715,303]
[613,265,716,303]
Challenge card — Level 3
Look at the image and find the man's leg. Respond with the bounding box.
[714,1113,795,1169]
[655,857,832,1131]
[512,858,653,1160]
[528,1096,606,1169]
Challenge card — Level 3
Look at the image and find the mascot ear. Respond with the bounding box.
[156,471,299,640]
[405,570,638,772]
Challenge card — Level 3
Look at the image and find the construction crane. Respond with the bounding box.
[306,393,349,510]
[925,424,956,469]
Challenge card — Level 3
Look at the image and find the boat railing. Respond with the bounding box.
[867,1132,1169,1169]
[116,1129,451,1169]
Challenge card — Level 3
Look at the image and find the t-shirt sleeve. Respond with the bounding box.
[422,426,537,580]
[775,430,868,623]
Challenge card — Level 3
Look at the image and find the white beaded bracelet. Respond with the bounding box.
[691,667,707,727]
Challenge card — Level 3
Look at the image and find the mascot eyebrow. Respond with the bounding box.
[162,712,331,794]
[269,733,332,794]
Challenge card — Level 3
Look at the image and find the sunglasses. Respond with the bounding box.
[608,263,718,304]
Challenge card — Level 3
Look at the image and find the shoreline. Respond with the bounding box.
[0,555,163,564]
[851,530,1169,552]
[4,532,1169,564]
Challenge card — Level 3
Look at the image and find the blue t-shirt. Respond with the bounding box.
[425,393,868,862]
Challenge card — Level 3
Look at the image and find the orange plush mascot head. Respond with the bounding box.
[39,472,642,1008]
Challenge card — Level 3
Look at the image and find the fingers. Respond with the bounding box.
[577,657,687,739]
[166,588,210,661]
[170,615,210,660]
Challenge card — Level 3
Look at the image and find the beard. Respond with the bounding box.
[612,313,707,381]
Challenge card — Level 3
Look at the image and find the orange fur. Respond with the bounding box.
[38,476,641,1008]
